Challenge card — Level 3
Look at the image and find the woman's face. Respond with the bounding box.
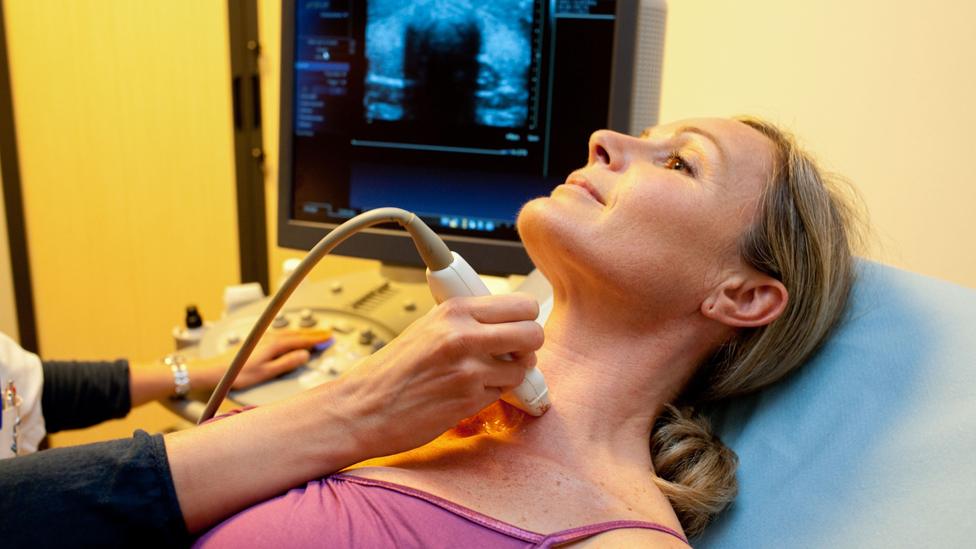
[517,118,776,313]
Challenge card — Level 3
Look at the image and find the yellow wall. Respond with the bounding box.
[0,154,18,341]
[5,0,242,361]
[4,0,248,446]
[257,1,976,289]
[659,0,976,288]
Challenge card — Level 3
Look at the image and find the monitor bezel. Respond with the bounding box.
[276,0,641,276]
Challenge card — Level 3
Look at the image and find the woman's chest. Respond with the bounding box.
[344,457,655,534]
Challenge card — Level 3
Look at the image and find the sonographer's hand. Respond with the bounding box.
[130,329,332,407]
[332,292,544,457]
[194,329,332,390]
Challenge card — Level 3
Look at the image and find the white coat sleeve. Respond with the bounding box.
[0,331,47,457]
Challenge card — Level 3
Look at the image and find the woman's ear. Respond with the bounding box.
[701,273,788,328]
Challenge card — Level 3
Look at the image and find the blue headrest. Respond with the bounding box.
[698,260,976,548]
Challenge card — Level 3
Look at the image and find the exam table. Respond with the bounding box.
[698,260,976,548]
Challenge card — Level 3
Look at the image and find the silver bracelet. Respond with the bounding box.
[164,354,191,399]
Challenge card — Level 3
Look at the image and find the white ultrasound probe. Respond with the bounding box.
[199,207,551,423]
[427,252,550,416]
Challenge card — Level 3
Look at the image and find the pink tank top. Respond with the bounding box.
[195,473,689,548]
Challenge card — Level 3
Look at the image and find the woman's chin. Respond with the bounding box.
[517,197,590,279]
[517,198,565,255]
[516,196,575,237]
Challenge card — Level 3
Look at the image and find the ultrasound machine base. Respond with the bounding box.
[167,269,434,418]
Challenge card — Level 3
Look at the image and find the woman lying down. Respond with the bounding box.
[195,117,857,548]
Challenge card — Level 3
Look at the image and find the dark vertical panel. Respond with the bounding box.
[0,1,39,352]
[547,17,615,178]
[228,0,269,293]
[607,0,637,132]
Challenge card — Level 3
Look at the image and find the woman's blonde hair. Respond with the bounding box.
[650,117,862,537]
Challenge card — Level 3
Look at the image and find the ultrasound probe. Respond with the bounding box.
[198,207,550,423]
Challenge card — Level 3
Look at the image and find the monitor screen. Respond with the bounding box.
[278,0,666,274]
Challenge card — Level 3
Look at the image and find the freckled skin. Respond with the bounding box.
[345,403,657,535]
[345,404,610,530]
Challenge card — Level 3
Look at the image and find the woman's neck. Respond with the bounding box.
[498,302,719,476]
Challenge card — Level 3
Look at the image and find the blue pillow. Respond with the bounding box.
[698,260,976,548]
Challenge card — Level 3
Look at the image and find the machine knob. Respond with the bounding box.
[185,305,204,329]
[299,308,317,328]
[403,300,417,312]
[330,281,343,294]
[359,329,375,345]
[272,315,290,329]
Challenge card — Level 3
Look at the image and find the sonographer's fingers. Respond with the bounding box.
[266,348,312,375]
[221,330,331,390]
[479,320,545,355]
[456,292,540,324]
[506,350,539,369]
[474,387,504,410]
[262,329,332,356]
[232,348,312,389]
[482,359,529,389]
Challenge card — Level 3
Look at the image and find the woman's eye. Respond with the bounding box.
[664,152,694,176]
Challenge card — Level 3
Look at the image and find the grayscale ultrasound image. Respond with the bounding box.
[364,0,533,128]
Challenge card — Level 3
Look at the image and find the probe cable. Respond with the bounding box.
[198,207,453,423]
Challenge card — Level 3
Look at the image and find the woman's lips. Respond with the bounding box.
[565,175,605,205]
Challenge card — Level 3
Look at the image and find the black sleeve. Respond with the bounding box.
[41,359,132,432]
[0,430,190,547]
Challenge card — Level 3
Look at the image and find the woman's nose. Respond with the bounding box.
[588,130,632,171]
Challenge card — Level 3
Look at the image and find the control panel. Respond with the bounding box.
[197,269,436,406]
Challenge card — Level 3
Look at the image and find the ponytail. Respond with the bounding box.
[650,405,738,538]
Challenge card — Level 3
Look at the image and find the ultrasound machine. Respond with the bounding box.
[172,0,667,418]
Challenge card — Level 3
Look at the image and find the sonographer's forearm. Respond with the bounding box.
[165,382,369,533]
[129,363,180,407]
[128,355,222,407]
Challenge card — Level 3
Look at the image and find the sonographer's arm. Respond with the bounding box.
[40,358,132,432]
[128,329,332,406]
[166,293,543,532]
[0,430,189,546]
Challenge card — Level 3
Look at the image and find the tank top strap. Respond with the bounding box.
[538,519,689,548]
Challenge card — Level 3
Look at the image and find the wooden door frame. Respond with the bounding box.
[0,0,38,352]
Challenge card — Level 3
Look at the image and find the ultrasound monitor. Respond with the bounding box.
[277,0,667,275]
